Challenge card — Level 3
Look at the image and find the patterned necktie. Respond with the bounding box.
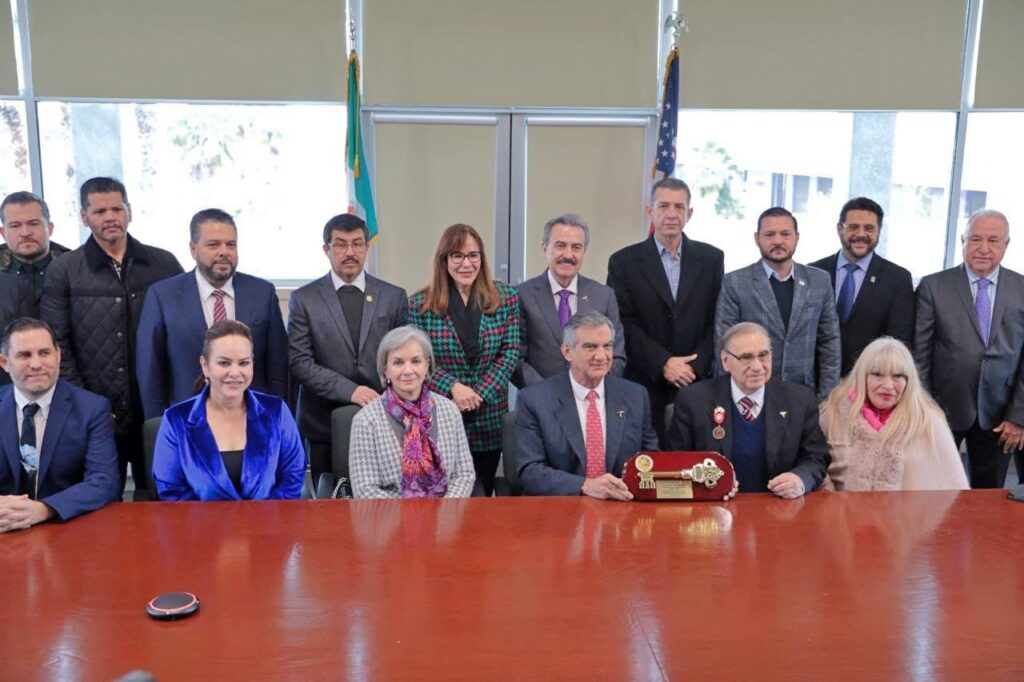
[975,277,991,346]
[738,396,757,422]
[21,403,40,498]
[836,262,859,323]
[557,289,573,327]
[584,390,605,479]
[212,289,228,324]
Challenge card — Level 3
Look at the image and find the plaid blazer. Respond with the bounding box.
[408,282,520,451]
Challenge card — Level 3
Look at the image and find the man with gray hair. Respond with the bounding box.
[0,191,71,314]
[515,212,625,387]
[516,310,658,498]
[667,321,829,498]
[915,208,1024,487]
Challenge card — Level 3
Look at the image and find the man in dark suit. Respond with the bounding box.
[0,191,71,315]
[517,310,659,498]
[515,212,624,387]
[0,274,33,385]
[0,318,119,531]
[809,197,914,375]
[915,209,1024,488]
[667,322,830,498]
[715,207,840,401]
[136,208,288,419]
[40,177,183,500]
[607,178,724,442]
[288,213,408,486]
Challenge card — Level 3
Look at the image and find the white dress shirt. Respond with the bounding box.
[331,269,367,293]
[196,269,236,326]
[14,384,57,478]
[548,270,578,316]
[730,379,765,420]
[965,264,999,320]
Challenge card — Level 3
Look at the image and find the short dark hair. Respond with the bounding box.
[80,177,128,210]
[0,318,56,356]
[650,178,692,205]
[757,206,798,233]
[322,213,369,244]
[190,208,236,243]
[838,197,884,228]
[1,191,51,224]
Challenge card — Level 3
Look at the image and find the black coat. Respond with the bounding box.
[808,252,914,375]
[0,273,34,385]
[41,235,183,435]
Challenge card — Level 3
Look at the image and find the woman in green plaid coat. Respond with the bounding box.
[408,224,520,496]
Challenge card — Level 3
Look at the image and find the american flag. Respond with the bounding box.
[653,47,680,181]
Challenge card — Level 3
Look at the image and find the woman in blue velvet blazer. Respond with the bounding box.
[152,320,306,501]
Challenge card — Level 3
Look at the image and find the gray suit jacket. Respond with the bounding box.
[715,261,840,400]
[514,271,625,387]
[516,373,659,495]
[288,272,408,443]
[914,265,1024,431]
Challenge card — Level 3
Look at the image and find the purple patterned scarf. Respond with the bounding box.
[384,387,448,498]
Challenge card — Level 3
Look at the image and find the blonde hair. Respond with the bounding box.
[822,338,938,448]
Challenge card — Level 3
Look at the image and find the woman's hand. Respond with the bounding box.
[451,383,483,412]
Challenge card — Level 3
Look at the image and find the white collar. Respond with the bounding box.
[965,265,1000,285]
[195,268,235,300]
[730,378,765,407]
[761,260,794,282]
[569,373,605,402]
[547,270,578,295]
[331,268,366,292]
[14,382,57,413]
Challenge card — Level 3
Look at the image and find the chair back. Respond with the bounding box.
[141,416,163,501]
[501,411,522,496]
[330,405,362,480]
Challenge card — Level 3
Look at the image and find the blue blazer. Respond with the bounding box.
[136,270,288,420]
[152,387,306,501]
[516,373,659,495]
[0,380,119,520]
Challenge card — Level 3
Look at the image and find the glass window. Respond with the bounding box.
[37,101,347,281]
[676,111,957,280]
[0,100,29,199]
[959,112,1024,273]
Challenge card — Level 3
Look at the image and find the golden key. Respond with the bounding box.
[639,458,725,491]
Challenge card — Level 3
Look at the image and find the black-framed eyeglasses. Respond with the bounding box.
[448,251,482,265]
[840,223,879,234]
[723,349,772,365]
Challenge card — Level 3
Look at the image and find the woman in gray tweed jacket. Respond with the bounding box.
[349,326,476,498]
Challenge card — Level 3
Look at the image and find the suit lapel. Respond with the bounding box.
[316,274,357,353]
[604,381,625,471]
[763,383,784,474]
[846,256,880,322]
[674,235,705,314]
[820,254,838,289]
[179,271,209,339]
[749,265,786,338]
[953,267,984,342]
[990,269,1012,344]
[240,392,270,499]
[184,396,240,500]
[555,378,587,468]
[535,274,565,346]
[0,391,20,487]
[359,276,381,351]
[638,238,675,311]
[232,274,254,326]
[790,263,810,327]
[37,382,70,485]
[713,380,734,459]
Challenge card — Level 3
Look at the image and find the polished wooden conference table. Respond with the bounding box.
[1,490,1022,680]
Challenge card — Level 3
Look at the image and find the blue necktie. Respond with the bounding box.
[975,278,992,346]
[836,262,859,323]
[20,403,40,499]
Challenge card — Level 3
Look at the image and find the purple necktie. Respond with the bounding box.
[557,289,572,327]
[975,278,991,346]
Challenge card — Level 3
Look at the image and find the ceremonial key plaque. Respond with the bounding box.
[622,452,735,501]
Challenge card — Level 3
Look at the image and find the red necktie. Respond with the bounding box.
[738,396,756,422]
[212,289,228,324]
[585,390,605,479]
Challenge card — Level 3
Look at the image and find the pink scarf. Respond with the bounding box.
[849,388,892,432]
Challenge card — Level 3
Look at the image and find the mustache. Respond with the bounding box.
[556,257,577,266]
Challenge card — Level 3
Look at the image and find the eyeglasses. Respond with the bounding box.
[331,240,367,252]
[723,349,772,365]
[448,251,481,265]
[840,223,879,235]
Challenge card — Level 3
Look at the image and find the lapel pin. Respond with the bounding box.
[617,409,625,418]
[581,295,589,302]
[365,294,374,303]
[798,279,806,286]
[712,406,726,440]
[870,275,876,283]
[780,411,788,418]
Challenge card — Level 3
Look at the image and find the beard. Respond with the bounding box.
[198,260,236,284]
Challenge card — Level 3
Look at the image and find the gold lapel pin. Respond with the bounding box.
[365,294,374,303]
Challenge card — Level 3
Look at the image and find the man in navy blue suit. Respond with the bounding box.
[136,208,288,419]
[516,311,659,498]
[0,318,118,531]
